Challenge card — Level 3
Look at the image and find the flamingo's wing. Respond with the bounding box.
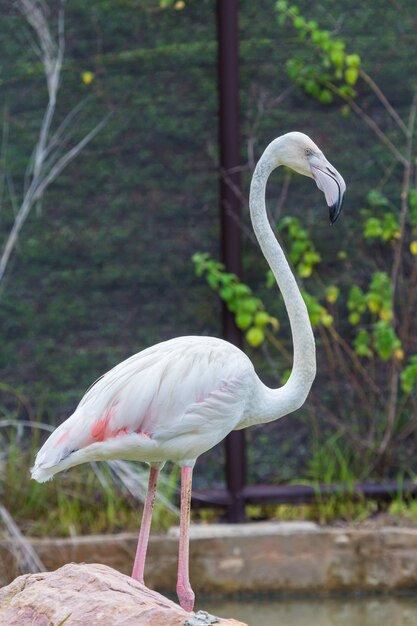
[82,337,249,427]
[32,336,254,479]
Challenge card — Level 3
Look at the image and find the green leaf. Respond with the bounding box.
[369,271,392,301]
[325,285,339,303]
[319,88,333,104]
[246,327,265,347]
[349,312,361,325]
[219,286,234,301]
[345,67,358,85]
[275,0,288,10]
[320,312,333,327]
[234,284,252,297]
[240,298,259,314]
[289,239,308,263]
[304,250,321,265]
[373,320,401,361]
[330,49,344,68]
[348,285,366,312]
[401,355,417,394]
[304,79,321,97]
[345,53,361,68]
[207,274,219,289]
[297,262,313,278]
[381,212,400,241]
[302,291,327,327]
[363,217,382,238]
[367,189,389,207]
[236,312,253,330]
[338,85,356,98]
[254,311,270,327]
[353,329,372,358]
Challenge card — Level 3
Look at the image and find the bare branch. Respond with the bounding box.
[0,1,108,289]
[327,83,408,166]
[34,114,111,199]
[0,107,10,216]
[359,69,409,136]
[390,90,417,299]
[16,0,58,96]
[0,114,110,284]
[377,90,417,462]
[0,505,45,574]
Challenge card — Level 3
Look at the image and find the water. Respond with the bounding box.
[200,595,417,626]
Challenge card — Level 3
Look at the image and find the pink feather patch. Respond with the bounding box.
[91,405,116,442]
[54,430,70,447]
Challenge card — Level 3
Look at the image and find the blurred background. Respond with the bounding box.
[0,0,416,542]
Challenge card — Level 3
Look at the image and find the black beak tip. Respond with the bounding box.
[329,194,344,225]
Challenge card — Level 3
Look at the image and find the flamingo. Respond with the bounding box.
[32,132,345,612]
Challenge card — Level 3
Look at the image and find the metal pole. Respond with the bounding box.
[216,0,246,523]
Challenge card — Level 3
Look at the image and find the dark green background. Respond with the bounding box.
[1,0,415,486]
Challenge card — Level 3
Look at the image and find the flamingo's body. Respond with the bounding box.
[34,336,262,475]
[32,132,346,612]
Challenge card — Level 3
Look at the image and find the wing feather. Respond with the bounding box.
[81,336,253,437]
[32,336,255,480]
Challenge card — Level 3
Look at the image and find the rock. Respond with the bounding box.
[0,562,247,626]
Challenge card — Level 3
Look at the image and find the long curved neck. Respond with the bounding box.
[247,138,316,424]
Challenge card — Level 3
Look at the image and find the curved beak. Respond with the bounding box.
[309,155,346,224]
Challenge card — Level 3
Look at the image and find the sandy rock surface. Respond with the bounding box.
[0,562,248,626]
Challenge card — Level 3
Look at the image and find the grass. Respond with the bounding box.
[302,433,378,524]
[3,409,417,556]
[239,434,380,525]
[242,436,417,526]
[0,418,179,539]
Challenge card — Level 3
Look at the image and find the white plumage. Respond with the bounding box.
[32,336,255,479]
[32,132,346,612]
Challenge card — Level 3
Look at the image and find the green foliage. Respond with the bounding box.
[348,272,402,361]
[305,435,376,523]
[367,272,393,318]
[363,214,399,242]
[353,329,372,358]
[324,285,339,304]
[401,355,417,394]
[388,489,417,522]
[361,190,400,243]
[266,216,334,327]
[373,320,401,362]
[192,253,278,348]
[367,190,390,208]
[193,237,335,345]
[275,1,361,104]
[347,284,367,325]
[278,216,321,278]
[301,291,333,328]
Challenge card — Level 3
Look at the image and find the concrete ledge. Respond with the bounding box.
[2,522,417,594]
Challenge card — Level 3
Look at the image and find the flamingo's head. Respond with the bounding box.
[275,131,346,224]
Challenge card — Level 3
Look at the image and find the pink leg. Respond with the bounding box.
[131,465,160,584]
[176,465,195,612]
